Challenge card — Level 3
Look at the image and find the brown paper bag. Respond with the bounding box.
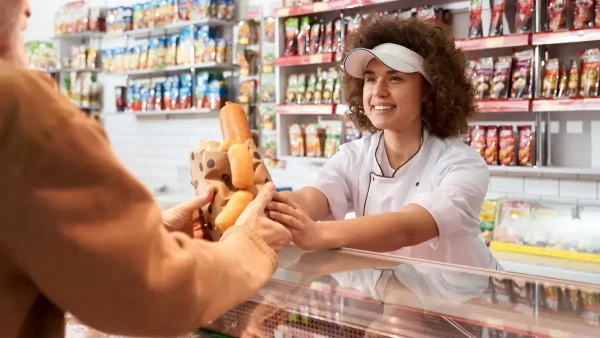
[189,139,272,241]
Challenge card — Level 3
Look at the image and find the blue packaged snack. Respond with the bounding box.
[193,0,210,19]
[126,84,134,111]
[195,72,210,108]
[208,78,223,110]
[131,84,142,111]
[225,0,234,20]
[133,3,144,29]
[180,73,193,109]
[148,38,161,69]
[163,78,174,110]
[178,27,193,65]
[153,82,164,110]
[169,75,181,109]
[140,83,150,111]
[157,37,167,68]
[139,44,149,69]
[166,34,179,66]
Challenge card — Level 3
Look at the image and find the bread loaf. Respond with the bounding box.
[215,190,253,232]
[219,102,252,143]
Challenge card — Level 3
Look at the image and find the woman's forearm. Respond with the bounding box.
[319,204,439,252]
[281,187,331,221]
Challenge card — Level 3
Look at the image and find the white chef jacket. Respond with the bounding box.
[305,129,498,270]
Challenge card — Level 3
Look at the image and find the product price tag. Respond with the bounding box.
[309,54,323,64]
[485,317,503,329]
[313,2,328,12]
[548,329,568,338]
[276,8,290,18]
[486,37,504,48]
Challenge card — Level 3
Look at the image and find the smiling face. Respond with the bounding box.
[362,58,425,131]
[0,0,31,66]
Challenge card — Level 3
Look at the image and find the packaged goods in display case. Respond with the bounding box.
[489,0,505,36]
[470,125,486,157]
[547,0,567,31]
[498,125,516,166]
[26,41,58,71]
[491,56,511,99]
[55,2,107,36]
[189,103,271,241]
[324,127,342,158]
[305,124,326,158]
[468,0,483,38]
[510,50,534,99]
[484,126,498,165]
[478,200,497,244]
[289,124,305,157]
[474,58,493,99]
[573,0,594,30]
[580,48,600,97]
[542,58,560,98]
[516,0,534,33]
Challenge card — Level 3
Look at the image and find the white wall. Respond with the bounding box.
[25,0,600,207]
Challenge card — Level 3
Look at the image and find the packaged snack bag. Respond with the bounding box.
[470,125,486,158]
[147,38,160,69]
[295,74,306,105]
[498,125,516,166]
[491,56,511,99]
[309,22,322,54]
[178,0,192,20]
[322,21,333,52]
[289,124,305,157]
[580,48,600,97]
[542,58,560,98]
[260,73,276,103]
[510,50,534,98]
[133,3,144,30]
[195,71,210,108]
[169,75,181,110]
[475,57,494,99]
[516,0,534,33]
[180,73,193,110]
[165,35,179,66]
[596,1,600,27]
[305,124,326,157]
[478,200,497,243]
[468,0,483,38]
[489,0,505,37]
[139,44,149,69]
[203,38,216,63]
[284,18,299,56]
[297,17,310,56]
[517,125,533,166]
[238,79,257,105]
[154,82,164,110]
[547,0,567,31]
[484,125,498,165]
[209,78,225,110]
[177,27,193,65]
[557,65,568,97]
[567,59,580,97]
[189,102,272,241]
[324,127,342,158]
[332,19,342,53]
[163,78,173,110]
[573,0,594,29]
[193,0,209,19]
[285,74,298,104]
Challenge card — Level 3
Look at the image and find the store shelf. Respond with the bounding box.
[531,98,600,112]
[456,34,531,51]
[54,31,104,40]
[59,68,102,73]
[103,18,235,40]
[279,156,330,164]
[108,63,235,76]
[274,0,361,17]
[276,104,336,115]
[488,165,600,179]
[492,242,600,264]
[275,53,337,67]
[476,99,531,113]
[132,108,219,116]
[533,28,600,45]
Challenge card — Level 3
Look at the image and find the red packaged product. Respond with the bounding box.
[573,0,594,30]
[547,0,567,31]
[498,125,516,166]
[516,0,534,33]
[484,126,498,165]
[517,125,533,166]
[470,125,486,158]
[596,1,600,27]
[468,0,483,38]
[489,0,505,37]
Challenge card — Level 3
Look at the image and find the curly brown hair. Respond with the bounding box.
[343,16,476,138]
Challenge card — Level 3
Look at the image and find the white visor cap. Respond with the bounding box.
[343,43,432,83]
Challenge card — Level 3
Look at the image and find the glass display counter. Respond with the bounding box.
[198,246,600,338]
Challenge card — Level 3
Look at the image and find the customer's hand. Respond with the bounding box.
[163,187,214,238]
[235,183,292,253]
[267,193,322,251]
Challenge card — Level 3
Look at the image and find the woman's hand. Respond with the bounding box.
[267,193,323,251]
[162,187,214,238]
[235,183,292,253]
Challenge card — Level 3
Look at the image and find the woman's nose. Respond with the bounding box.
[373,78,389,97]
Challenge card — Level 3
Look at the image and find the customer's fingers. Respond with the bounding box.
[268,211,303,231]
[248,182,276,212]
[179,187,214,212]
[273,192,300,209]
[267,201,296,217]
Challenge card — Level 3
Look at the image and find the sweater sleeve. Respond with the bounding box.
[0,66,277,337]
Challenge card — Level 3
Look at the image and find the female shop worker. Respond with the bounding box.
[0,1,291,338]
[268,16,499,270]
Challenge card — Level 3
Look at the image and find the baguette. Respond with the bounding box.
[219,102,252,143]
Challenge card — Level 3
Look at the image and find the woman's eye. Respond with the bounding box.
[365,77,376,82]
[389,76,402,82]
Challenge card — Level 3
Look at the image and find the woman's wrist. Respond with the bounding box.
[317,221,346,250]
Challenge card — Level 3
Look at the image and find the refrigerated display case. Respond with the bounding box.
[197,246,600,338]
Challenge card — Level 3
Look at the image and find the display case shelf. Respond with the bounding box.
[532,28,600,45]
[456,34,531,51]
[103,18,235,40]
[476,99,532,113]
[276,104,336,115]
[59,68,102,73]
[279,156,330,164]
[488,165,600,179]
[274,0,362,17]
[131,108,219,116]
[275,53,337,67]
[107,63,235,77]
[54,31,104,40]
[531,98,600,112]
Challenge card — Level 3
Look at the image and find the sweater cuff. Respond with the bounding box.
[220,225,278,271]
